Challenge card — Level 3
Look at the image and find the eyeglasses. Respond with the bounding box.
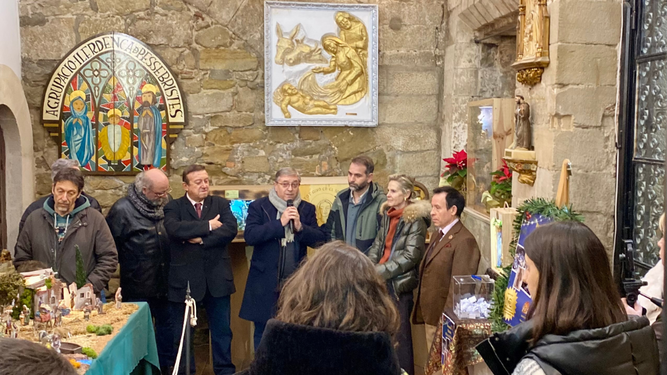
[154,187,172,197]
[277,182,300,190]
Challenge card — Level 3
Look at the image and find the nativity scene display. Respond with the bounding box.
[41,33,186,174]
[265,2,378,127]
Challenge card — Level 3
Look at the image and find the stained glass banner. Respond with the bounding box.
[41,32,186,174]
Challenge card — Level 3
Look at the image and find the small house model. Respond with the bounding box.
[69,282,94,310]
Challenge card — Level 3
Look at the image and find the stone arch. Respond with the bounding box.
[0,64,34,253]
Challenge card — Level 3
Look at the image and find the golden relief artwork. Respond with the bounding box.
[513,0,550,86]
[265,2,378,127]
[273,12,368,116]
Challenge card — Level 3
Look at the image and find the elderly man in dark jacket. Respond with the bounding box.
[14,168,117,293]
[105,168,173,374]
[240,167,325,351]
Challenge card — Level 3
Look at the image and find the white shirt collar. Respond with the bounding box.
[439,218,460,239]
[186,193,204,207]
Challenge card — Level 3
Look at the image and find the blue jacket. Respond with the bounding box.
[240,197,325,323]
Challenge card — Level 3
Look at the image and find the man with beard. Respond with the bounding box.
[105,168,173,374]
[323,155,386,254]
[138,84,163,167]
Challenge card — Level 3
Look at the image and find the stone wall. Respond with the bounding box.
[19,0,448,210]
[439,0,517,164]
[512,0,621,250]
[438,0,517,267]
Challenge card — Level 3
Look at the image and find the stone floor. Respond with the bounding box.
[193,328,215,375]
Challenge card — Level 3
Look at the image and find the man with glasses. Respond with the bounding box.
[164,164,238,375]
[240,167,325,351]
[14,168,118,294]
[105,168,174,374]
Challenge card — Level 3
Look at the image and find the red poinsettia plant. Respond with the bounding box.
[489,160,512,201]
[440,149,468,192]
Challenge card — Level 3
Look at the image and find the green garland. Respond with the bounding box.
[489,198,583,332]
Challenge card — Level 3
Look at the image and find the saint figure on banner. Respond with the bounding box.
[137,84,163,167]
[64,90,95,168]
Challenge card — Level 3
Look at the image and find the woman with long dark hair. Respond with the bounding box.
[478,221,660,375]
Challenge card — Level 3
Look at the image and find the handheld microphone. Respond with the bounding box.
[286,199,294,232]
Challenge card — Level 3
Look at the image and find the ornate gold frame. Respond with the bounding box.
[512,0,550,86]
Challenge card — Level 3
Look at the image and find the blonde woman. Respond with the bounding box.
[367,174,431,375]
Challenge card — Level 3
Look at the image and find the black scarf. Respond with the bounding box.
[127,183,165,220]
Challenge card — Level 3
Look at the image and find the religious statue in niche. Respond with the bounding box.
[510,96,532,150]
[41,32,186,175]
[265,2,378,127]
[513,0,550,86]
[504,95,537,186]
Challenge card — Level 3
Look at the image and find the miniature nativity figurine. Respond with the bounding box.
[10,321,18,339]
[57,299,70,317]
[52,333,62,353]
[115,287,123,309]
[4,309,12,336]
[510,95,532,150]
[83,302,92,321]
[54,308,62,327]
[96,298,104,315]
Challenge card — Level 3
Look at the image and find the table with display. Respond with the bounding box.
[84,301,160,375]
[425,308,493,375]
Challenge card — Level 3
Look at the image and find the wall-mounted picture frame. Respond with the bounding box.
[264,1,378,127]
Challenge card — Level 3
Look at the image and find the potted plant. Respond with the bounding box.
[481,160,512,211]
[439,149,468,193]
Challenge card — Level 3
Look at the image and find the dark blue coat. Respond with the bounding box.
[239,197,325,323]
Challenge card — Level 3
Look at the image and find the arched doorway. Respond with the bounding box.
[0,64,34,253]
[0,121,4,250]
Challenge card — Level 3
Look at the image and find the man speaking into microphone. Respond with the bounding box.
[240,167,325,351]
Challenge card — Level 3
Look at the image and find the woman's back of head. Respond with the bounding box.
[524,221,626,342]
[276,241,400,337]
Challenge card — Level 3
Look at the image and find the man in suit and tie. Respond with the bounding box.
[412,186,480,351]
[164,164,238,375]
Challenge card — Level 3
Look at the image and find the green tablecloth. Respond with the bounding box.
[86,302,160,375]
